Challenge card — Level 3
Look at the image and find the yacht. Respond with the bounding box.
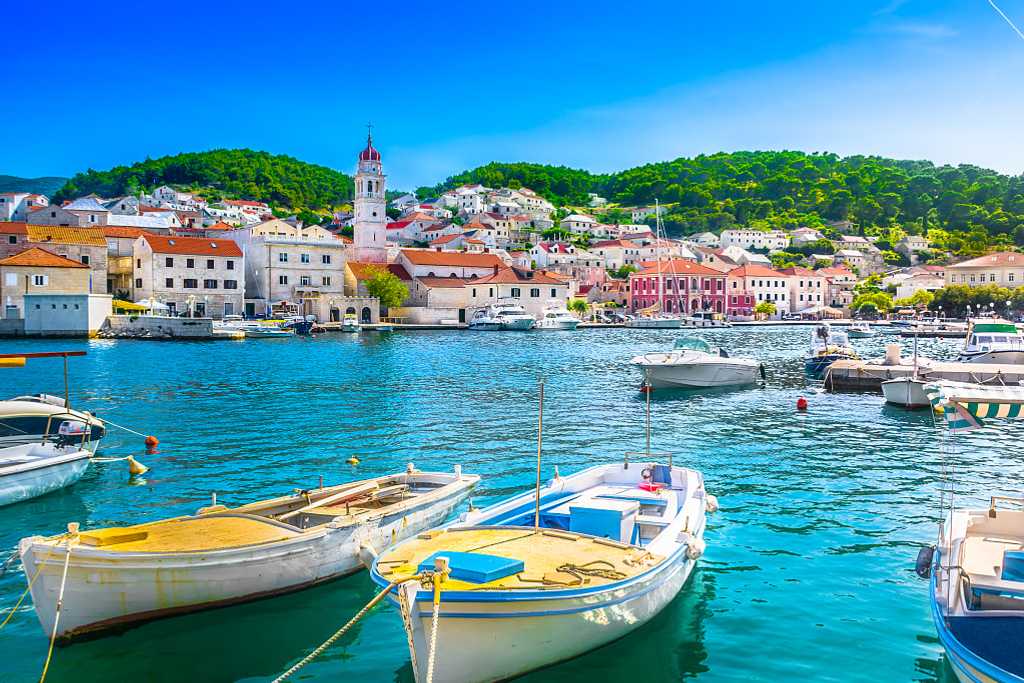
[804,323,859,377]
[470,301,535,330]
[535,301,579,330]
[340,313,360,333]
[626,314,683,329]
[687,312,732,328]
[633,336,763,388]
[957,319,1024,364]
[847,322,875,338]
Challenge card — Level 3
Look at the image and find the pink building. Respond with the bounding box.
[628,259,727,314]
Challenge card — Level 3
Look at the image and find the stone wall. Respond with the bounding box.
[104,315,216,338]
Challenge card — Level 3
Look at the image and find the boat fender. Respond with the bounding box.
[686,538,706,560]
[705,494,719,513]
[915,546,935,579]
[759,364,766,381]
[358,542,379,569]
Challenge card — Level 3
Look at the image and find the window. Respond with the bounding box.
[165,277,173,287]
[165,257,174,267]
[186,258,195,269]
[81,255,90,265]
[224,280,238,289]
[530,288,540,297]
[1011,273,1016,282]
[322,254,331,264]
[550,288,557,297]
[4,274,14,286]
[206,259,215,269]
[183,278,198,289]
[135,278,143,288]
[7,235,15,244]
[279,253,288,263]
[279,275,289,285]
[300,253,310,263]
[323,276,332,286]
[226,260,234,270]
[204,279,218,289]
[300,275,311,286]
[32,275,48,286]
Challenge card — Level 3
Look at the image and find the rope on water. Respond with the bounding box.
[39,537,74,683]
[0,562,43,631]
[271,574,425,683]
[98,417,150,439]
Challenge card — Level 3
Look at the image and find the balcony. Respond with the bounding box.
[109,256,133,275]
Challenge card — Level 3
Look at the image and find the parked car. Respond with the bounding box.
[782,313,802,321]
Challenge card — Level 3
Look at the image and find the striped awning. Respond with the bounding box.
[925,381,1024,431]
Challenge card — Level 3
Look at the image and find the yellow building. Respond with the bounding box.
[945,251,1024,288]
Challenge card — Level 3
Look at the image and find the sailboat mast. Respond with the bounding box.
[655,199,664,313]
[534,378,544,529]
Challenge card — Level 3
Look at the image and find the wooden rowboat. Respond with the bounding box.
[19,467,478,640]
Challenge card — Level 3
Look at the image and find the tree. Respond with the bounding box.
[754,301,777,319]
[609,265,638,279]
[567,298,588,316]
[364,266,409,312]
[851,291,893,313]
[894,289,934,309]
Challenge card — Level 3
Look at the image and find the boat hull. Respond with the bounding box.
[627,318,682,329]
[638,360,760,388]
[499,318,535,330]
[959,350,1024,365]
[847,331,874,339]
[0,449,91,507]
[19,477,476,639]
[881,377,930,409]
[398,543,696,683]
[536,319,579,330]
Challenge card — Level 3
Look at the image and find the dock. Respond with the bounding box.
[824,359,1024,392]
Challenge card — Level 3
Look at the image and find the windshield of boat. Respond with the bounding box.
[674,336,712,353]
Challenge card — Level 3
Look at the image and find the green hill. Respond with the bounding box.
[54,149,354,212]
[0,175,69,196]
[428,152,1024,256]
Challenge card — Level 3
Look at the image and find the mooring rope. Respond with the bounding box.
[0,562,43,631]
[39,537,75,683]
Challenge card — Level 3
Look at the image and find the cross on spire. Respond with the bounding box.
[366,122,373,145]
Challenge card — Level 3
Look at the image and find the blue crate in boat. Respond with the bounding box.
[418,551,524,584]
[1002,551,1024,582]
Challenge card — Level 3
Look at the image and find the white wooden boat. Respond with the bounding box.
[0,440,92,508]
[0,394,104,449]
[881,377,931,409]
[633,336,762,388]
[371,461,715,682]
[19,467,478,640]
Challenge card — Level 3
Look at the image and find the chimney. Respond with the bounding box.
[493,264,499,275]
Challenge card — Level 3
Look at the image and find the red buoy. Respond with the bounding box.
[145,435,159,448]
[639,384,653,394]
[796,396,808,411]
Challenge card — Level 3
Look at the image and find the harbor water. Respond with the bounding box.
[1,326,1021,682]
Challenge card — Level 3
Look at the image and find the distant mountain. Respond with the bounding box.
[53,149,353,211]
[0,175,69,197]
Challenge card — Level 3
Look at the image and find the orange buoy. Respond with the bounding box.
[144,435,159,448]
[796,396,808,411]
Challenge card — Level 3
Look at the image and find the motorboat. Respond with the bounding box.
[804,323,859,377]
[958,319,1024,364]
[0,394,104,450]
[881,377,931,409]
[241,322,295,338]
[1,424,95,507]
[632,336,763,388]
[282,316,315,336]
[470,301,535,330]
[847,322,875,339]
[19,467,479,640]
[341,314,361,333]
[917,381,1024,682]
[535,301,580,330]
[370,461,715,683]
[901,321,968,339]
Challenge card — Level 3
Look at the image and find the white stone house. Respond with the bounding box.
[0,193,48,221]
[132,233,244,317]
[719,229,790,252]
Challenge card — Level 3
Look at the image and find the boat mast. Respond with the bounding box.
[534,377,544,529]
[655,199,664,315]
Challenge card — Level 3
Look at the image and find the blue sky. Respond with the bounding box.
[4,0,1024,190]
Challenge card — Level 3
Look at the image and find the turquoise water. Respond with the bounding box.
[0,327,1021,683]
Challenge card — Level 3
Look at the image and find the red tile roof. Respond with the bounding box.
[400,249,504,269]
[416,276,467,288]
[473,266,565,285]
[777,266,822,277]
[0,222,29,235]
[816,266,856,277]
[103,226,152,239]
[634,259,722,277]
[727,264,785,278]
[140,233,242,257]
[429,234,462,245]
[387,220,413,231]
[223,199,269,208]
[948,251,1024,268]
[0,247,89,268]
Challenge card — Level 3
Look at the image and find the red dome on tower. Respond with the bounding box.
[359,133,381,162]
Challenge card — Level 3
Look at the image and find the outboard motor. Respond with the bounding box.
[915,546,936,579]
[56,420,89,448]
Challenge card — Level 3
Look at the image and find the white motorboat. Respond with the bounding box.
[340,313,360,333]
[535,301,580,330]
[847,322,875,338]
[0,394,104,450]
[370,461,715,683]
[626,314,683,329]
[19,467,479,640]
[918,381,1024,682]
[958,319,1024,364]
[805,323,859,377]
[241,322,294,338]
[470,301,535,330]
[687,311,733,328]
[632,336,763,388]
[467,307,502,330]
[0,436,93,508]
[881,377,931,409]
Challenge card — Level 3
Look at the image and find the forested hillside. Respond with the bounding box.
[0,175,68,196]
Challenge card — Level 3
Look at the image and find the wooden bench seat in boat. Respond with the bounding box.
[375,527,662,591]
[77,514,302,552]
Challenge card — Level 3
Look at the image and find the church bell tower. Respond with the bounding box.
[353,129,387,263]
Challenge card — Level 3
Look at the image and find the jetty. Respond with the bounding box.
[824,358,1024,392]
